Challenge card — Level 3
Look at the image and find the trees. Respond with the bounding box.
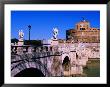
[24,40,42,46]
[11,38,18,43]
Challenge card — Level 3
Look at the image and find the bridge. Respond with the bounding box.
[11,24,100,77]
[11,42,89,77]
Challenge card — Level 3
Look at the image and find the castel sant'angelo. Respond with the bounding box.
[66,19,100,43]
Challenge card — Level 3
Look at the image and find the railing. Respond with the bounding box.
[11,45,62,55]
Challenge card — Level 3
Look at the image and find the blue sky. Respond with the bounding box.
[11,11,100,40]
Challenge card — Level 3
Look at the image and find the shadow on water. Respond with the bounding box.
[14,68,45,77]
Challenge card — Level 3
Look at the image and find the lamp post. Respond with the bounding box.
[28,25,31,42]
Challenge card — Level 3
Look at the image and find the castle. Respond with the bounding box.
[66,19,100,43]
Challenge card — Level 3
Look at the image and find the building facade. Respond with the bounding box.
[66,20,100,43]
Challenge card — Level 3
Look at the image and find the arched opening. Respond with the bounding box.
[62,56,70,71]
[14,68,45,77]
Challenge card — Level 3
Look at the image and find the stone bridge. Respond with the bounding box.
[11,44,89,77]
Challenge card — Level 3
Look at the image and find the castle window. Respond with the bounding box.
[72,31,75,33]
[77,25,78,29]
[80,28,85,30]
[87,25,88,29]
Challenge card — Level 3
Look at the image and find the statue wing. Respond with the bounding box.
[19,30,20,36]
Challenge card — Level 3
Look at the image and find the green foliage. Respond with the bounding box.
[11,38,18,43]
[24,40,42,46]
[11,38,42,46]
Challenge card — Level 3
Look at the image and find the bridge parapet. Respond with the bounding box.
[11,45,62,55]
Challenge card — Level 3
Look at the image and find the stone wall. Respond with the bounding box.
[66,20,100,43]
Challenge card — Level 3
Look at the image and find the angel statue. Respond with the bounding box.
[19,30,24,40]
[52,27,58,40]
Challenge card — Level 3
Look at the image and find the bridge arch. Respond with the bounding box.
[14,68,45,77]
[62,55,71,72]
[62,56,70,65]
[11,59,50,77]
[61,53,70,63]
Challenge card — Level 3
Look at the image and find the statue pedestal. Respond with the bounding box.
[18,41,24,46]
[42,39,59,46]
[51,40,59,46]
[18,39,24,46]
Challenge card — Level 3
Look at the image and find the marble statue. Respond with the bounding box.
[18,30,24,46]
[19,30,24,40]
[52,27,58,40]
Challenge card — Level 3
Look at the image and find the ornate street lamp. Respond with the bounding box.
[28,25,31,41]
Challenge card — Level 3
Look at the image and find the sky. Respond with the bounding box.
[11,11,100,40]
